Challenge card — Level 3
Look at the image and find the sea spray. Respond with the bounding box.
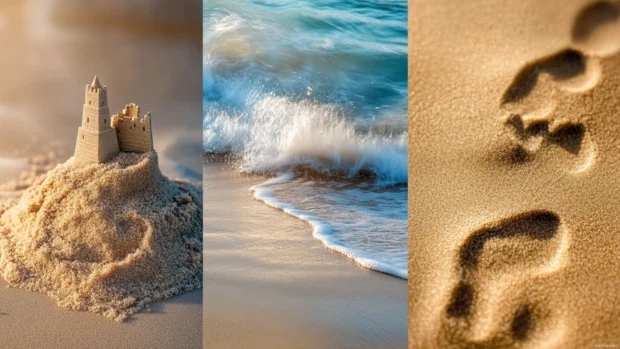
[205,94,408,183]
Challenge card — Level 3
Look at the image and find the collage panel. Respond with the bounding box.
[409,0,620,348]
[0,0,617,348]
[0,1,203,348]
[204,0,408,348]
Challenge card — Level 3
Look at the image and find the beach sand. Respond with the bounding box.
[204,163,407,349]
[0,1,203,347]
[409,0,620,348]
[0,280,201,348]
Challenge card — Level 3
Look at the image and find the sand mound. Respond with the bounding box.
[0,152,202,322]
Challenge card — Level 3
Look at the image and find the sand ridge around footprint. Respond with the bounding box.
[0,152,203,322]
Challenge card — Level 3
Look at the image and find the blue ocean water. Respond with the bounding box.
[204,0,408,278]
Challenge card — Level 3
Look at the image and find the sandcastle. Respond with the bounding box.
[74,76,154,165]
[0,76,202,322]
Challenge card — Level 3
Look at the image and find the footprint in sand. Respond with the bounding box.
[497,0,620,173]
[438,2,620,347]
[442,211,570,347]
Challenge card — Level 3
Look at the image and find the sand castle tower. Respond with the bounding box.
[74,76,120,164]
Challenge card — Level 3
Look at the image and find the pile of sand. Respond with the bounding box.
[0,152,202,322]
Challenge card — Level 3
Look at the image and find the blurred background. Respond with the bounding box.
[0,0,202,183]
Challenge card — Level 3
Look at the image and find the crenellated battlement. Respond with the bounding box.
[111,104,154,153]
[111,103,152,129]
[85,84,107,93]
[122,103,140,118]
[75,76,155,165]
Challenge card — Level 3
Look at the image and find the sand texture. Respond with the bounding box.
[0,152,202,322]
[409,0,620,348]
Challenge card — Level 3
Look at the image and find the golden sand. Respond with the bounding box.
[0,152,202,322]
[410,0,620,348]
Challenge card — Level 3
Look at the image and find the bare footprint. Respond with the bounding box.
[498,49,597,172]
[441,211,569,347]
[494,0,620,173]
[457,211,564,274]
[502,49,598,107]
[503,0,620,106]
[497,114,596,173]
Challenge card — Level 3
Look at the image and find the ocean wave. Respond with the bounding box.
[204,93,407,185]
[204,1,407,186]
[204,0,408,278]
[204,3,407,114]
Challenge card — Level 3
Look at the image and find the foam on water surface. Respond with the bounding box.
[251,173,407,279]
[205,0,408,278]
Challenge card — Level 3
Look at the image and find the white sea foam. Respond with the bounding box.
[251,173,407,279]
[205,94,408,185]
[205,0,408,278]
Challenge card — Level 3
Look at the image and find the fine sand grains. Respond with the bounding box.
[0,152,202,322]
[410,0,620,348]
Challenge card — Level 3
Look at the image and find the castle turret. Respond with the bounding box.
[74,76,120,164]
[82,76,111,130]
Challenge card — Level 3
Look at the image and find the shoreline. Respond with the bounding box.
[204,162,407,349]
[250,173,408,279]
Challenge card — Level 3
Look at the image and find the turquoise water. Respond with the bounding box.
[204,0,408,278]
[205,0,407,112]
